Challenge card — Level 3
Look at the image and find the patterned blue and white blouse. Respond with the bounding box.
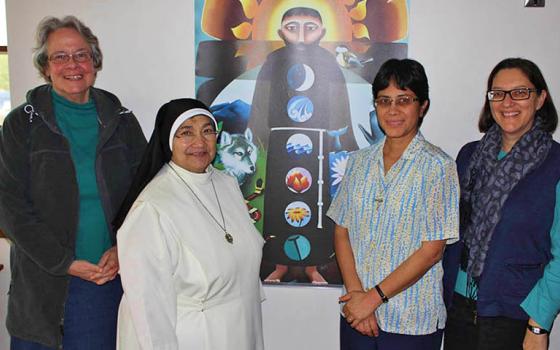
[327,132,460,335]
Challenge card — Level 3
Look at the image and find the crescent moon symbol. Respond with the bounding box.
[296,64,315,92]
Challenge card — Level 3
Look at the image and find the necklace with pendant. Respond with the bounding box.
[168,164,233,244]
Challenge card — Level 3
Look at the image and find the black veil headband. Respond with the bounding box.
[112,98,215,231]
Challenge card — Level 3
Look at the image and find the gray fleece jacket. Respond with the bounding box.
[0,84,147,348]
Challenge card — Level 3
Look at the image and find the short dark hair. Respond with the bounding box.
[281,7,322,23]
[372,58,430,127]
[479,58,557,133]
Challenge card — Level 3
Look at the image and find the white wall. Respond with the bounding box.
[408,1,560,157]
[2,1,559,349]
[5,0,195,135]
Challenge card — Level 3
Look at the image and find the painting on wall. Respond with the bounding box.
[195,0,409,285]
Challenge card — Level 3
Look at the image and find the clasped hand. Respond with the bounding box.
[68,246,119,285]
[340,290,380,337]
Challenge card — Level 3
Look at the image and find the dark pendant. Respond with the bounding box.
[225,232,234,244]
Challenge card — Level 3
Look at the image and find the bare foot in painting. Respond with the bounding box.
[305,266,328,285]
[264,264,288,283]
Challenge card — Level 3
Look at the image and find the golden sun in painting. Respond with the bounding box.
[201,0,408,43]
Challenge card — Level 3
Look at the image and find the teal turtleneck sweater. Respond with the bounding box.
[52,90,111,264]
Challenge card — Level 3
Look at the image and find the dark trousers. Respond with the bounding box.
[340,316,444,350]
[11,276,122,350]
[444,292,527,350]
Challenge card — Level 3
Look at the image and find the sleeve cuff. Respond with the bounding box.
[521,290,555,330]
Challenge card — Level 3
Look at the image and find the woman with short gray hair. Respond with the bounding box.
[32,15,103,81]
[0,15,146,349]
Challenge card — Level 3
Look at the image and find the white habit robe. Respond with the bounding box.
[117,162,265,350]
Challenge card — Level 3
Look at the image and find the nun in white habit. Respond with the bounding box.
[113,98,265,350]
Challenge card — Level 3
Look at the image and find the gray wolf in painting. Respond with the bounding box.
[219,128,257,185]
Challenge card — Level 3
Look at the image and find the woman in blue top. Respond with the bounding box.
[0,16,146,349]
[444,58,560,350]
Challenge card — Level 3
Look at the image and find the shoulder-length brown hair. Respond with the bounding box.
[479,58,557,133]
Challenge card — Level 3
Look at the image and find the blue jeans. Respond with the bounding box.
[340,316,443,350]
[11,276,122,350]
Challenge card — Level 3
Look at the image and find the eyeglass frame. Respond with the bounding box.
[174,127,218,142]
[486,88,538,102]
[48,50,93,65]
[374,95,419,109]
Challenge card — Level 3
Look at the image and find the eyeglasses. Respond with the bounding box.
[374,95,419,109]
[487,88,538,102]
[48,51,93,65]
[175,127,218,142]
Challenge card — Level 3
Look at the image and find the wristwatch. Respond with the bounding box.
[527,324,549,335]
